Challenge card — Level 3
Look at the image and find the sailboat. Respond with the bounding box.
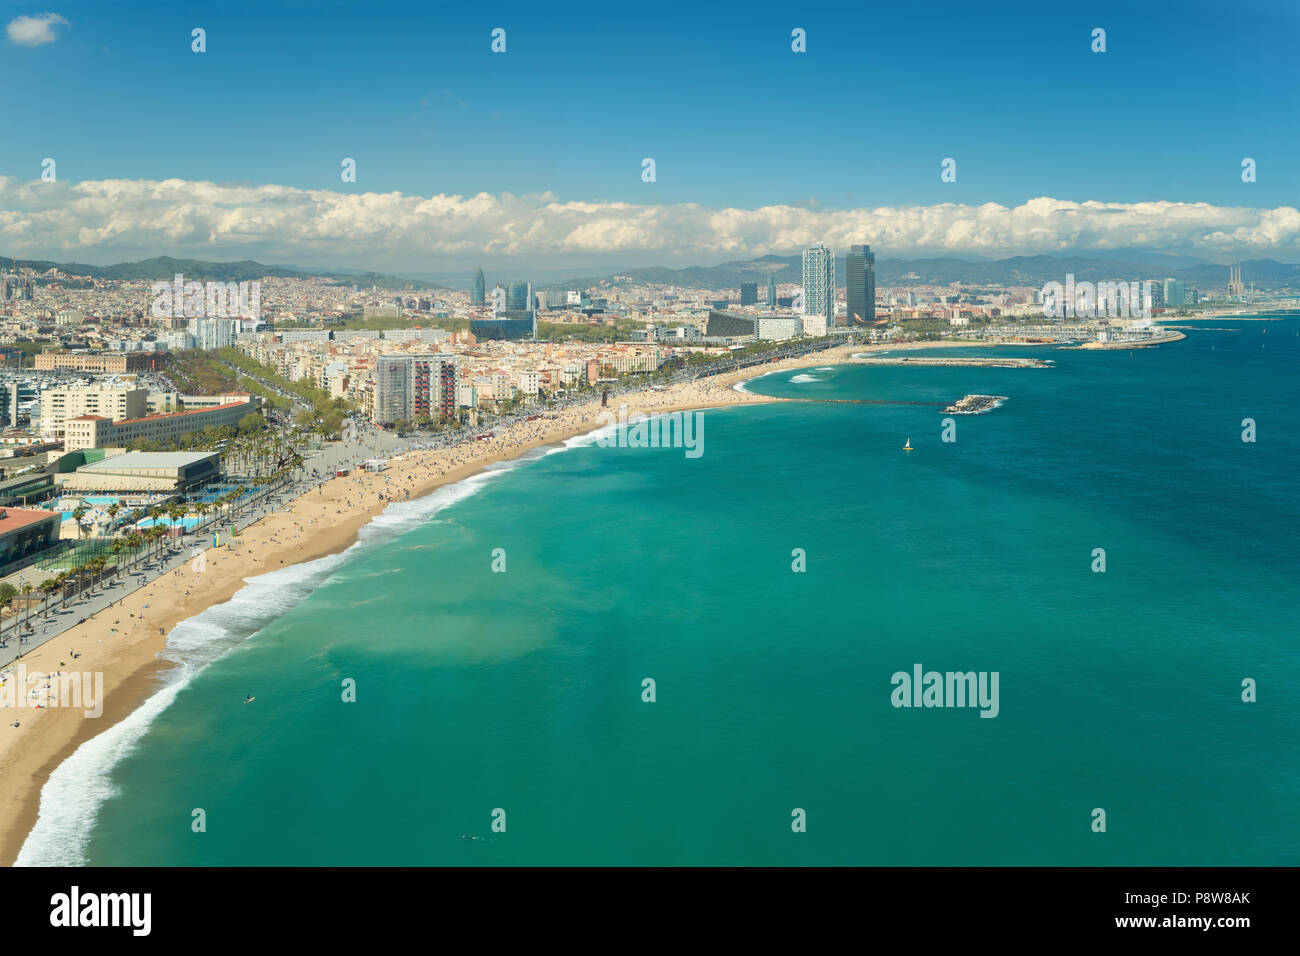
[903,437,913,451]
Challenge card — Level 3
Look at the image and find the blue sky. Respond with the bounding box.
[1,0,1297,272]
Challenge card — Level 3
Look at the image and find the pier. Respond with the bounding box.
[847,356,1049,368]
[781,398,947,406]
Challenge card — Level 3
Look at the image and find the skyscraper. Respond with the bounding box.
[802,244,835,330]
[470,268,485,306]
[847,244,876,326]
[766,275,777,308]
[1163,278,1186,309]
[506,281,529,311]
[740,282,758,306]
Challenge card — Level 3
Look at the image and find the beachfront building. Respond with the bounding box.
[62,395,260,452]
[704,310,757,338]
[56,451,220,494]
[802,243,835,329]
[0,506,62,573]
[371,354,457,424]
[846,244,876,326]
[756,316,803,340]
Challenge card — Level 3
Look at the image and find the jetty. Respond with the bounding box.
[943,394,1008,415]
[847,355,1049,368]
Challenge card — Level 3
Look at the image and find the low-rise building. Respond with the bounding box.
[0,506,62,571]
[62,395,260,451]
[56,451,220,493]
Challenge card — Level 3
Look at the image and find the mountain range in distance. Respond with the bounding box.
[3,252,1298,293]
[0,255,451,292]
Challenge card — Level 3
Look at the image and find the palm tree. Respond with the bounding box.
[149,526,167,562]
[89,556,107,594]
[20,583,33,630]
[124,533,144,572]
[66,565,85,600]
[72,503,88,540]
[38,578,57,618]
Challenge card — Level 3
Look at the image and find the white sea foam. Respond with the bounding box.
[549,419,617,452]
[734,368,782,393]
[14,442,579,867]
[790,373,820,383]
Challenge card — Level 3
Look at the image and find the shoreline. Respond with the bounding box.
[0,335,1111,865]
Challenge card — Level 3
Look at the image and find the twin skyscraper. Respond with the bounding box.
[801,243,876,329]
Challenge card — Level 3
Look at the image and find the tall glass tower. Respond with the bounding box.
[766,275,777,308]
[846,244,876,326]
[470,268,486,306]
[802,244,835,327]
[506,281,529,311]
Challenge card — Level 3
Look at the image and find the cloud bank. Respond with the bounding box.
[6,13,68,46]
[2,176,1298,270]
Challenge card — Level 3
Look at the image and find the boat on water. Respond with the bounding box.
[903,438,913,451]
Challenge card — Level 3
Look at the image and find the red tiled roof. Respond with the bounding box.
[114,400,251,426]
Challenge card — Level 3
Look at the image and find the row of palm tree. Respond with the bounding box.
[2,419,315,640]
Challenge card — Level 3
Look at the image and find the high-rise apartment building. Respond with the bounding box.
[189,317,240,350]
[371,354,458,424]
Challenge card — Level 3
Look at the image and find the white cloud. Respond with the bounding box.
[6,13,69,46]
[1,176,1297,270]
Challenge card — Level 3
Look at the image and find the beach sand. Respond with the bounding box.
[0,337,1005,864]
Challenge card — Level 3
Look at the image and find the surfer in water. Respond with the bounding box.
[244,695,255,703]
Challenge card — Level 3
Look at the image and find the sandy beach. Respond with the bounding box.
[0,336,1038,864]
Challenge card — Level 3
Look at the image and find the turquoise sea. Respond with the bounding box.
[18,318,1300,866]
